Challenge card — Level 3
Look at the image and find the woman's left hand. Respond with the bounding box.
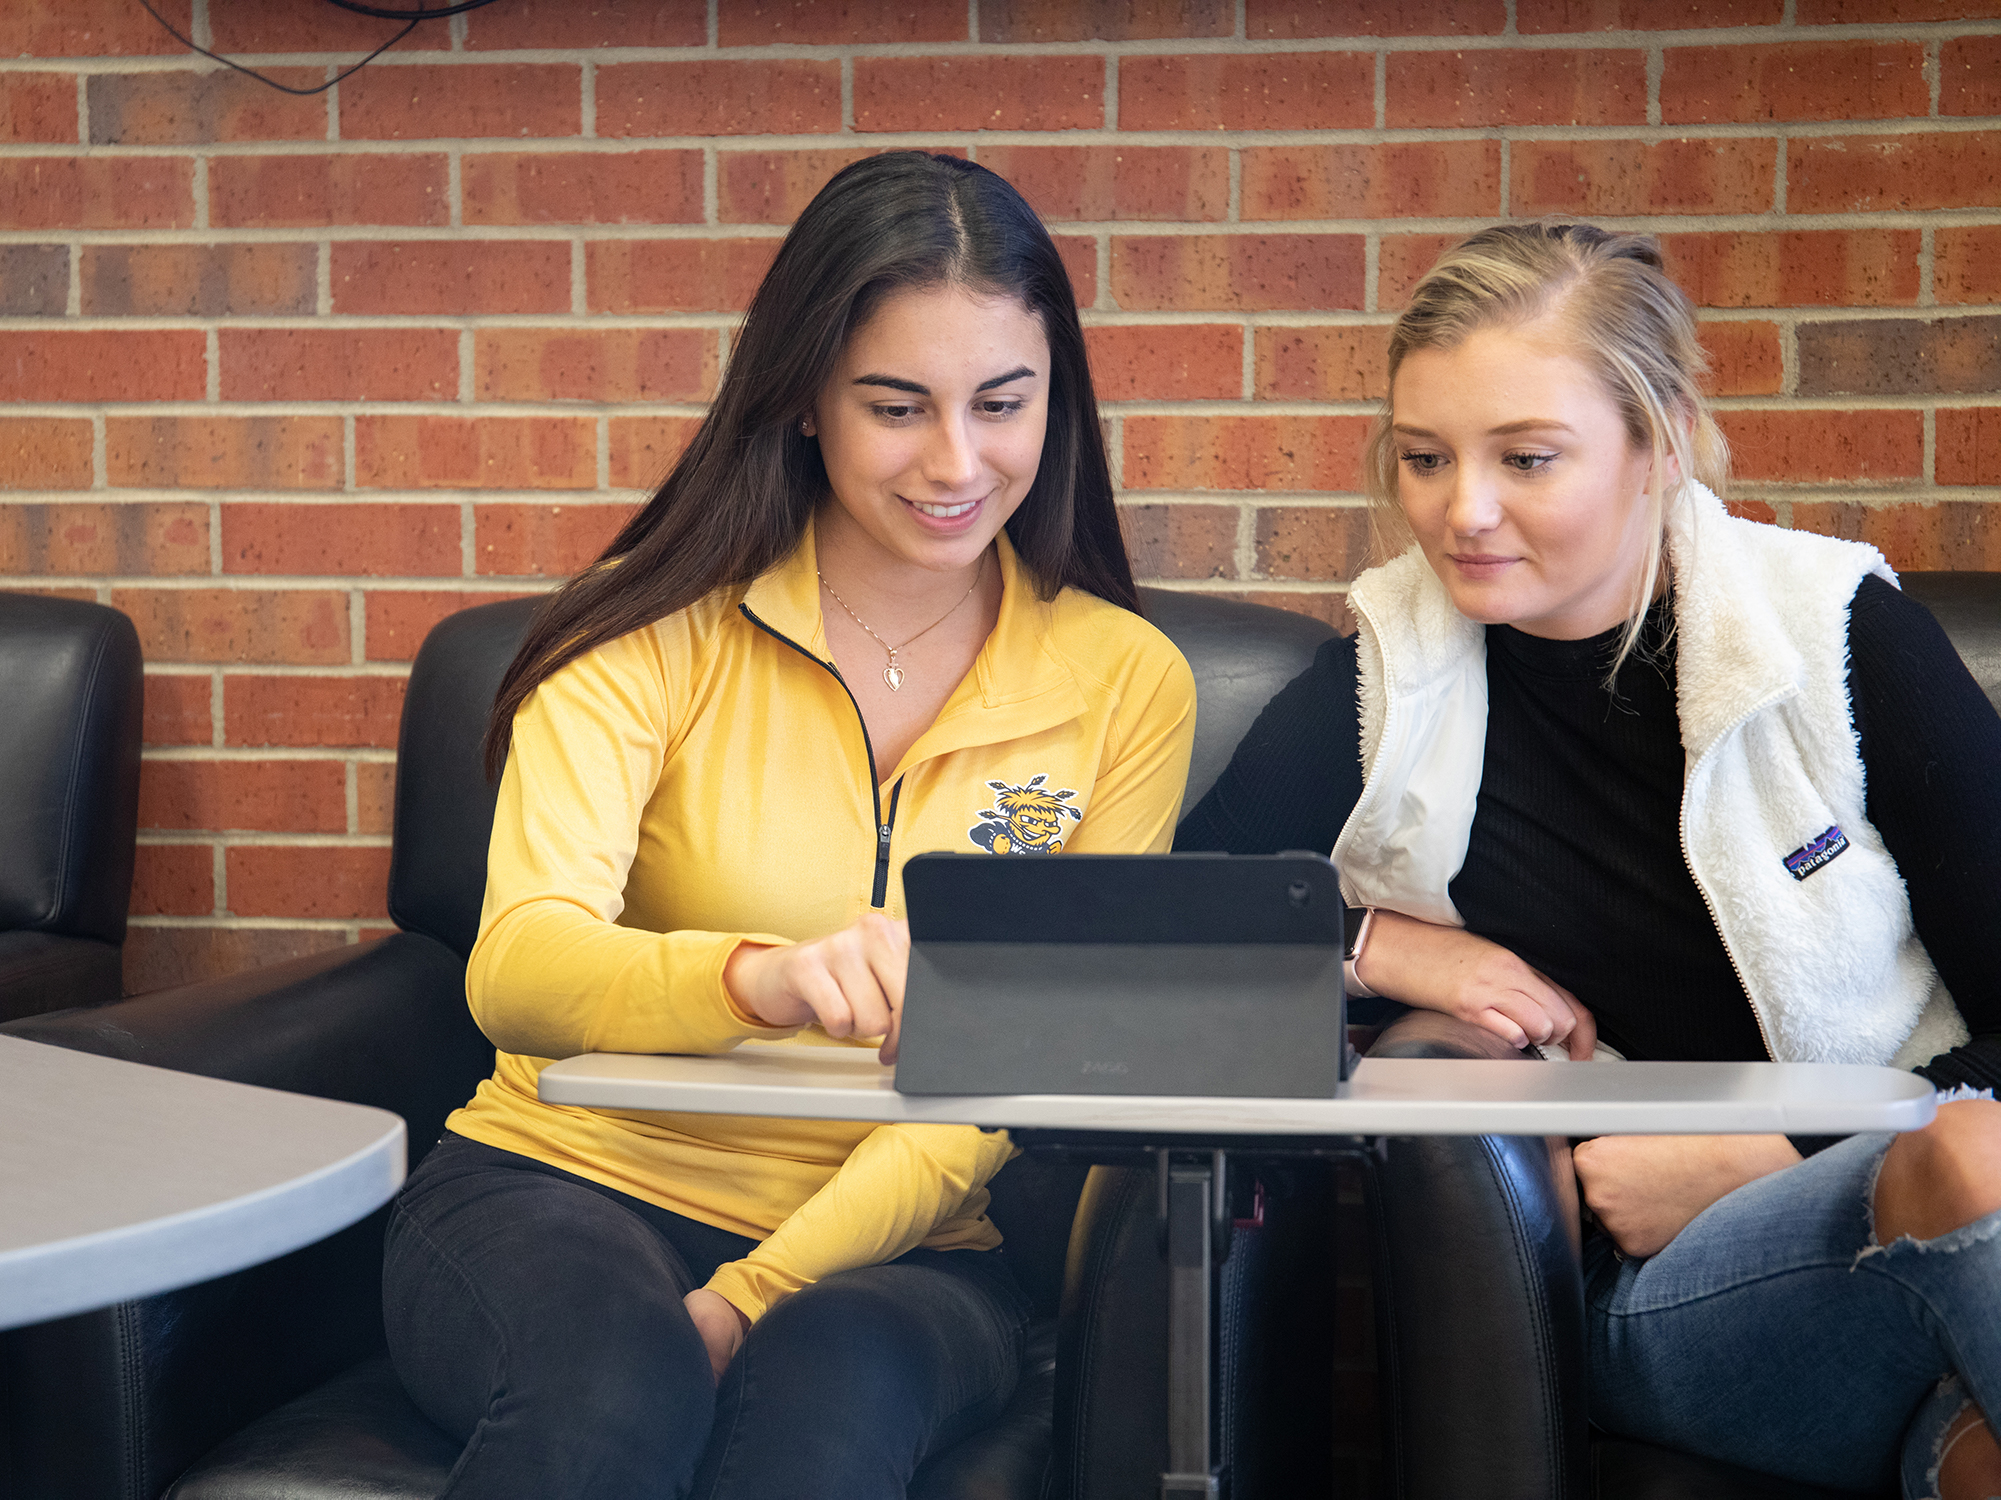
[684,1288,750,1380]
[1571,1133,1802,1258]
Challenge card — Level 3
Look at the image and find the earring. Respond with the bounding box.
[799,418,815,437]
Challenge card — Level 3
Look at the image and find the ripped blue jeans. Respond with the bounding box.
[1586,1126,2001,1498]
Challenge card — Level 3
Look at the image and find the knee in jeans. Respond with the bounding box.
[751,1275,918,1386]
[518,1296,714,1438]
[1875,1099,2001,1245]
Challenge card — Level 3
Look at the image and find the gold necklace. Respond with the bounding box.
[817,553,985,692]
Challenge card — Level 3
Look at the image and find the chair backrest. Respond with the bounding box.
[387,596,541,958]
[1140,588,1337,807]
[0,593,142,944]
[1902,571,2001,712]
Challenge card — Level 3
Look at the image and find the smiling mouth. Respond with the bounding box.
[908,497,981,519]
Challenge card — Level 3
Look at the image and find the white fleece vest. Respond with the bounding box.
[1331,483,1967,1070]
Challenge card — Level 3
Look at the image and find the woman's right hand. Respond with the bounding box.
[1357,909,1597,1058]
[723,913,911,1063]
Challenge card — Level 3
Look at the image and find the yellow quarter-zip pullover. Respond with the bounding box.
[450,526,1196,1320]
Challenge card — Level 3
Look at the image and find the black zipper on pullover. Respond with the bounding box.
[872,778,904,909]
[740,602,906,911]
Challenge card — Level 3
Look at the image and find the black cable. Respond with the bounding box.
[325,0,504,17]
[134,0,500,97]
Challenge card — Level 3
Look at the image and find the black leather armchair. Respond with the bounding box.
[1365,573,2001,1500]
[0,592,142,1023]
[0,586,1336,1500]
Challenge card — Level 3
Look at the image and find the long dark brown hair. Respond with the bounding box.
[482,151,1134,778]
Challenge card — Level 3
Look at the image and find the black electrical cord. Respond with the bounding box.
[324,0,504,16]
[135,0,501,97]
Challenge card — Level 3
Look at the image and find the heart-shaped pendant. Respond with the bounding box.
[884,664,905,691]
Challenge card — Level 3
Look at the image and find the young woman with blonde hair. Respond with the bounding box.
[1178,222,2001,1498]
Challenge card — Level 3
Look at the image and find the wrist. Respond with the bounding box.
[1344,908,1379,999]
[722,942,789,1027]
[1734,1133,1804,1181]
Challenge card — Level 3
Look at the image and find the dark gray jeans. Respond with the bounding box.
[383,1132,1030,1500]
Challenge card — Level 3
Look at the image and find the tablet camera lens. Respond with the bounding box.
[1287,880,1311,908]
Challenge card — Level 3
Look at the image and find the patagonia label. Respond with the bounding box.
[1782,826,1849,881]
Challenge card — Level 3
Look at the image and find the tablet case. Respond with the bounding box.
[893,852,1347,1098]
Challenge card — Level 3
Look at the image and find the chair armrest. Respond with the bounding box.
[0,934,493,1500]
[0,930,122,1023]
[1,931,490,1141]
[1368,1027,1590,1500]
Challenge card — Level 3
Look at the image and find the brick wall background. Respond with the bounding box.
[3,0,1997,1011]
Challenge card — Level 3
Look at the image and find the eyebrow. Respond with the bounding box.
[852,365,1038,396]
[1392,420,1576,438]
[1392,418,1576,438]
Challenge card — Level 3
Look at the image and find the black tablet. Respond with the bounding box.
[893,852,1347,1098]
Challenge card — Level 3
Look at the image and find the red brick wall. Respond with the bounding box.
[3,0,1998,1007]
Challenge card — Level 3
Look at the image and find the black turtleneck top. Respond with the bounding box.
[1175,575,2001,1092]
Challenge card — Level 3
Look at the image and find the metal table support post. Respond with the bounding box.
[1159,1148,1230,1500]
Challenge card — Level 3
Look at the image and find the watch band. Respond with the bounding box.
[1343,906,1378,999]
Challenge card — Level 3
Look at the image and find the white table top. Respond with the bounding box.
[538,1041,1939,1138]
[0,1035,407,1332]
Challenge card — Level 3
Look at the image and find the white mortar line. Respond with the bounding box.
[139,829,395,847]
[147,662,413,678]
[5,112,1999,163]
[1233,505,1257,579]
[4,19,1998,71]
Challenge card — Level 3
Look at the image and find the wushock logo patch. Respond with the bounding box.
[969,775,1081,854]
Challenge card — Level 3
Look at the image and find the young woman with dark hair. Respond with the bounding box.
[382,152,1195,1500]
[1178,222,2001,1499]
